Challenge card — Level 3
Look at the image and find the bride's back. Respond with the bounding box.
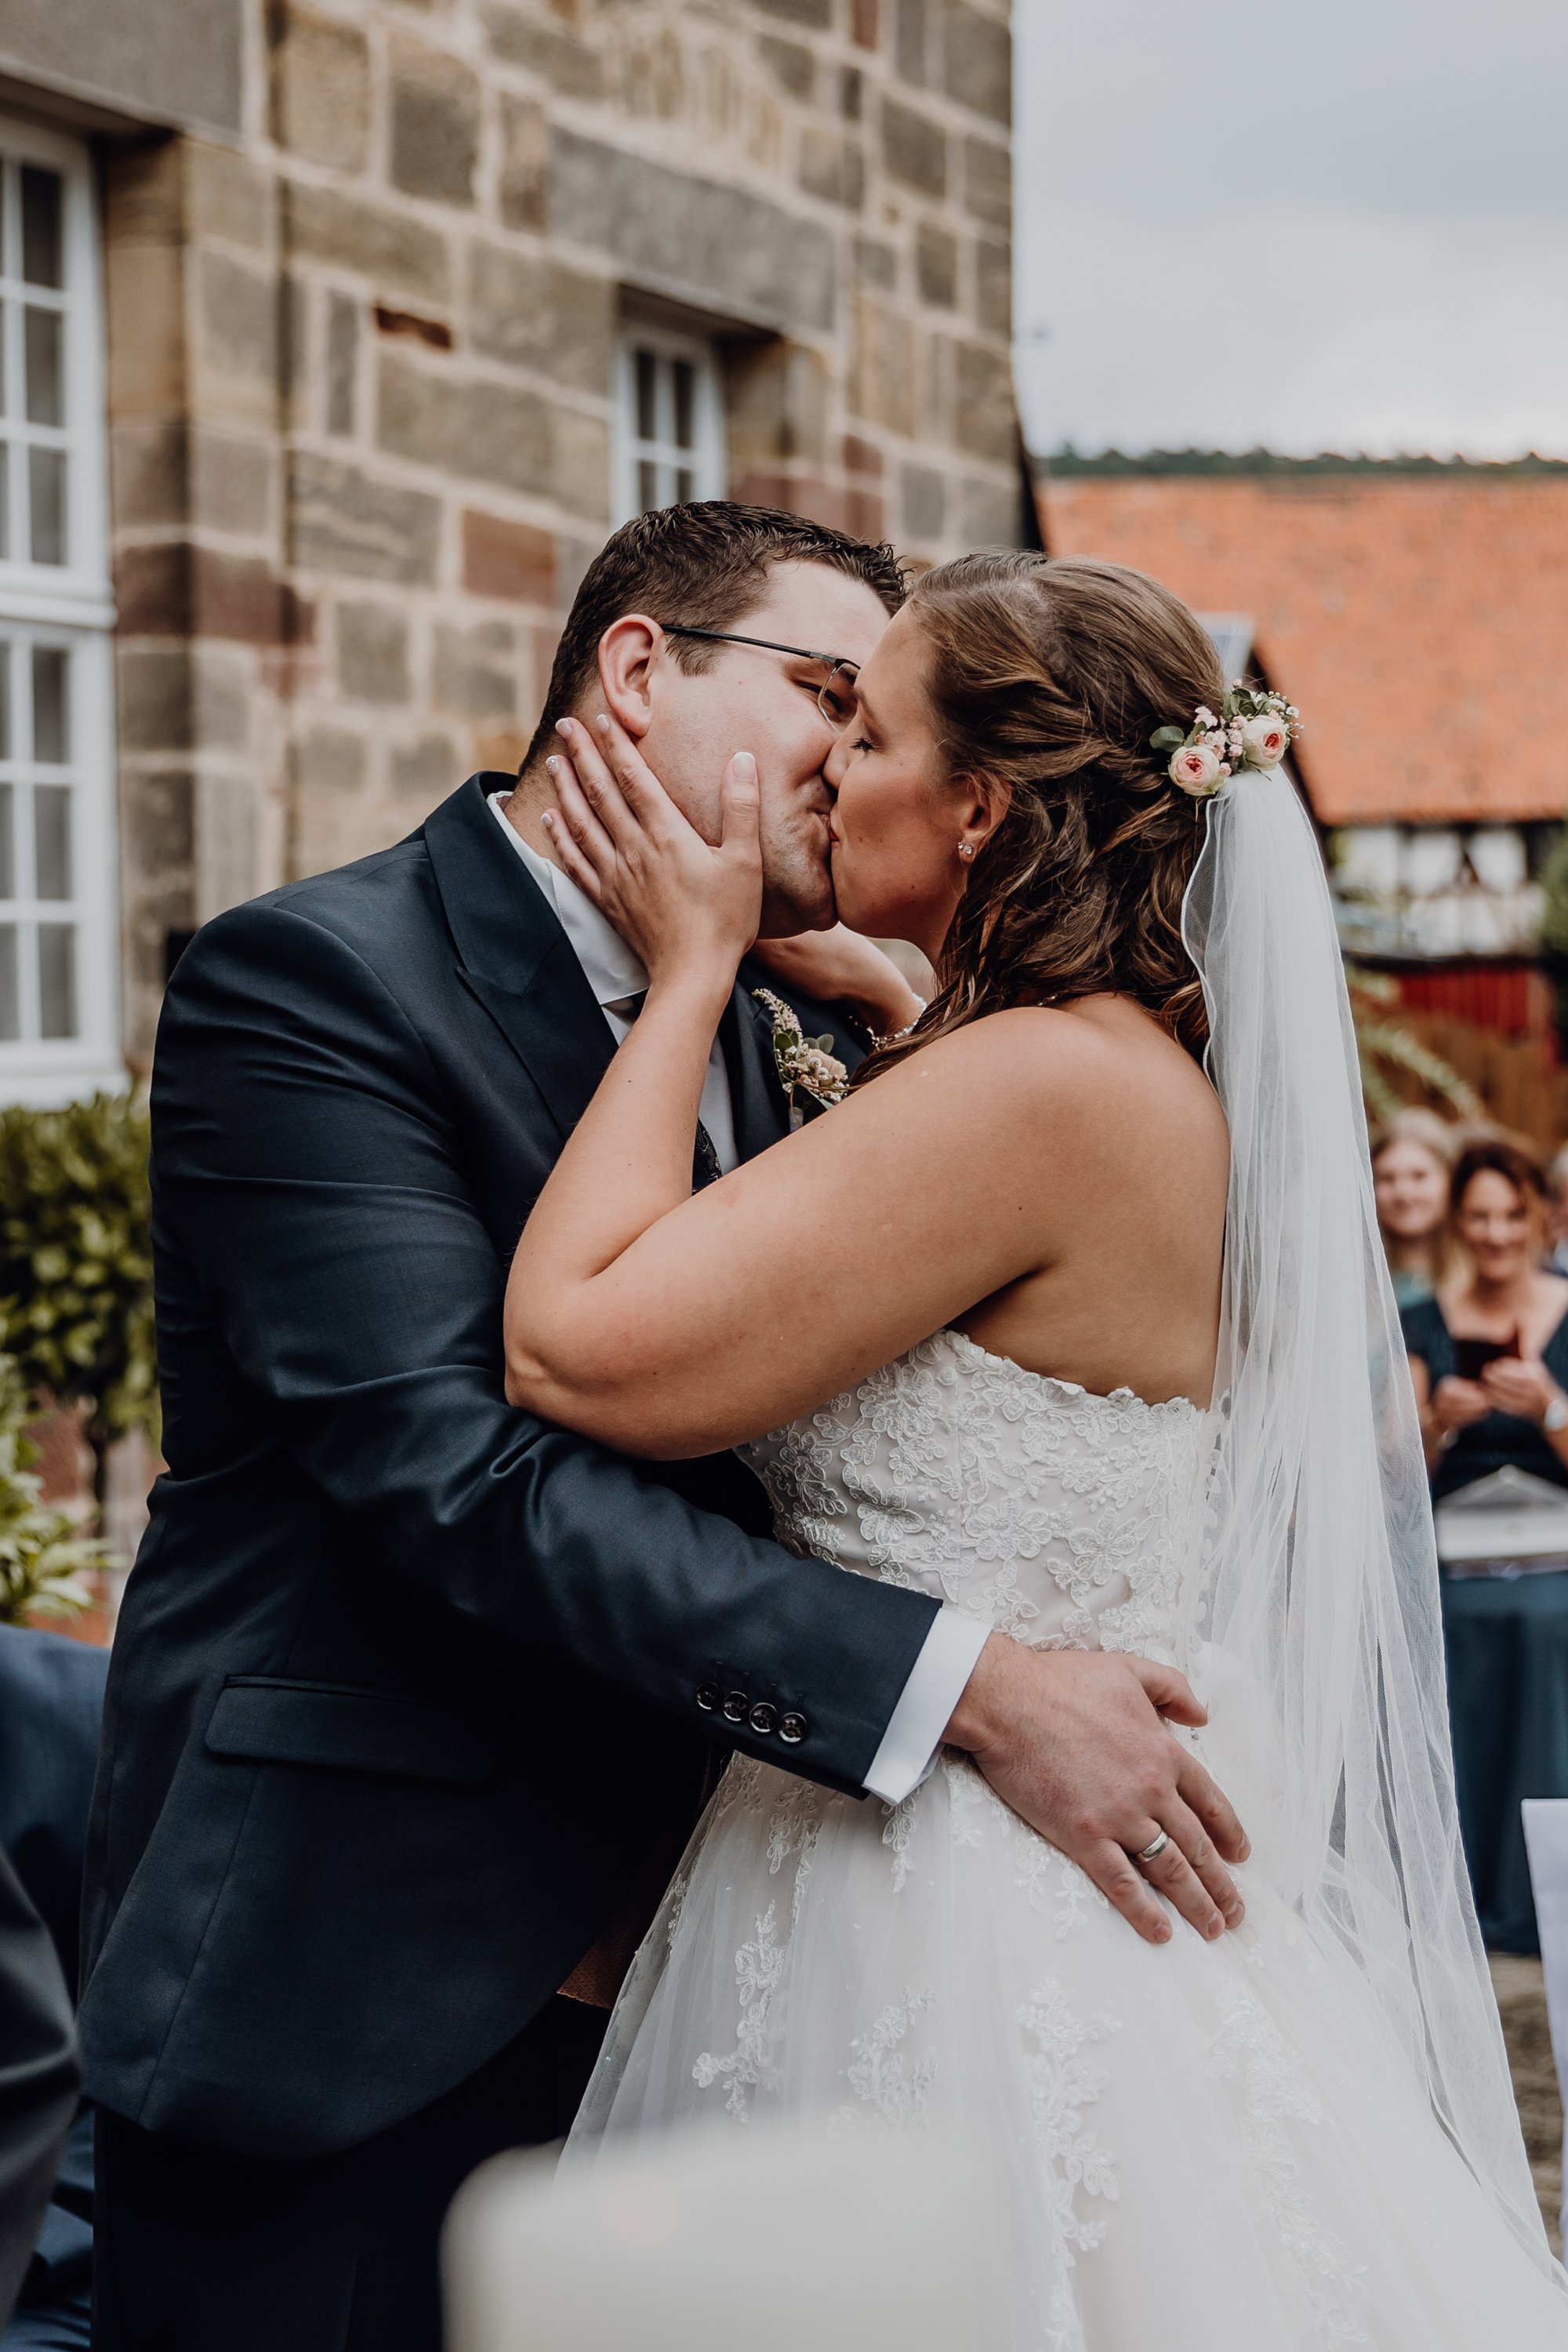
[954,993,1228,1412]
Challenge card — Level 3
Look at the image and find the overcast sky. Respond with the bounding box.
[1013,0,1568,458]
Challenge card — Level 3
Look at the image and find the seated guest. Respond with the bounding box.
[1403,1138,1568,1952]
[0,1626,108,2350]
[1372,1109,1457,1309]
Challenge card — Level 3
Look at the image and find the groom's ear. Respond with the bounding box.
[593,615,662,742]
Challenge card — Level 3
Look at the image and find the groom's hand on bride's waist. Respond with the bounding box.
[943,1636,1249,1947]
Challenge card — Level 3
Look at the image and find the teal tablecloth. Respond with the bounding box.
[1440,1567,1568,1953]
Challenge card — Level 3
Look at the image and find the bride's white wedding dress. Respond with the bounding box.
[570,1327,1567,2348]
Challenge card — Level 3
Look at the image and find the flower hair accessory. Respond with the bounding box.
[1152,684,1301,800]
[752,989,848,1123]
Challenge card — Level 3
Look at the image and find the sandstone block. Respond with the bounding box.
[726,339,829,472]
[550,406,612,523]
[434,619,518,718]
[955,338,1016,463]
[327,292,358,438]
[191,428,275,536]
[463,511,556,604]
[185,143,270,249]
[111,421,187,528]
[881,98,946,197]
[842,432,883,477]
[467,242,614,397]
[759,36,814,97]
[377,354,554,497]
[550,130,837,334]
[197,251,277,389]
[942,2,1010,122]
[289,452,442,584]
[482,5,606,98]
[499,94,548,233]
[902,460,946,539]
[975,236,1010,336]
[106,246,185,416]
[338,601,412,702]
[391,37,481,208]
[855,236,897,290]
[194,771,260,922]
[851,0,879,44]
[963,134,1010,228]
[851,295,916,437]
[117,645,192,753]
[294,725,368,795]
[270,9,370,173]
[190,645,251,753]
[895,0,927,85]
[962,470,1018,548]
[103,138,185,249]
[285,182,451,307]
[124,768,197,880]
[390,731,461,802]
[799,129,865,210]
[753,0,831,25]
[916,222,957,308]
[840,65,863,118]
[117,544,292,642]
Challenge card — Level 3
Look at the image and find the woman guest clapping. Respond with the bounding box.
[1403,1136,1568,1951]
[1373,1109,1457,1310]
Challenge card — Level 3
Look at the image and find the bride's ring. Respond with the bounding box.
[1136,1831,1171,1864]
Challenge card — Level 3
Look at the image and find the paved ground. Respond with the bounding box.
[1490,1954,1563,2253]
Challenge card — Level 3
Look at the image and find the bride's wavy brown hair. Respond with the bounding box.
[857,551,1227,1080]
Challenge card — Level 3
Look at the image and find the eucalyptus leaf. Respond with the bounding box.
[1149,725,1187,753]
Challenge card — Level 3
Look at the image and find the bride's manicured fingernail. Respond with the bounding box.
[555,717,572,736]
[1225,1900,1244,1925]
[542,808,555,828]
[594,713,610,732]
[545,756,559,772]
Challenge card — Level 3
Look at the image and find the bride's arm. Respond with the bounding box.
[505,717,1081,1459]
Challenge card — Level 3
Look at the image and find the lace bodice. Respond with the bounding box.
[739,1327,1214,1663]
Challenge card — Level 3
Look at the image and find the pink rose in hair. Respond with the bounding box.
[1240,713,1290,767]
[1168,740,1222,794]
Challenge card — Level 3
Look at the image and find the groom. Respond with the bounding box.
[80,503,1245,2351]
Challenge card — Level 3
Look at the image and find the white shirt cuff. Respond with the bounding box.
[862,1606,991,1805]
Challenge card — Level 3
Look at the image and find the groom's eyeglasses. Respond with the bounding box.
[661,624,861,733]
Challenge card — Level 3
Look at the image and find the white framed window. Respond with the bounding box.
[0,118,119,1103]
[613,326,725,526]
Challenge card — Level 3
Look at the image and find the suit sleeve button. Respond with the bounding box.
[748,1701,778,1736]
[695,1682,720,1713]
[778,1711,808,1744]
[721,1690,749,1723]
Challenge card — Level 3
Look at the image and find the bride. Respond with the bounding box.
[503,552,1566,2346]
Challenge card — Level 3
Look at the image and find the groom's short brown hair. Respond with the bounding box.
[522,502,907,768]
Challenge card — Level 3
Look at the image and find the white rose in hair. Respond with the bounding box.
[1169,740,1222,794]
[1240,713,1290,767]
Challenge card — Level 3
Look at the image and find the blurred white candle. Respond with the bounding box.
[444,2119,998,2352]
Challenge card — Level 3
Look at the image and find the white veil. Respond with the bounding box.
[1181,762,1559,2277]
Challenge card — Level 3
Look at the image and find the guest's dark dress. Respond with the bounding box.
[1403,1295,1568,1952]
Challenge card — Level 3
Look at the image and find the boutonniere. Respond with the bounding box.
[752,989,848,1124]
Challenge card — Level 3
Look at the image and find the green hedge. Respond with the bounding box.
[0,1348,109,1624]
[0,1091,155,1447]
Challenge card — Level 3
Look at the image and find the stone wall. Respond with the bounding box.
[98,0,1018,1067]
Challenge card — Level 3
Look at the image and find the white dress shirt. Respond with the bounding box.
[488,790,988,1802]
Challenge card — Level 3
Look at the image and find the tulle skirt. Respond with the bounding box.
[567,1751,1568,2351]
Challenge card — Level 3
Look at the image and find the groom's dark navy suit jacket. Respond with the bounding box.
[76,776,939,2161]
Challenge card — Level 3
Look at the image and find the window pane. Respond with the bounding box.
[24,308,63,426]
[674,468,694,504]
[672,359,695,450]
[20,169,64,289]
[634,348,658,442]
[34,786,70,900]
[31,648,67,763]
[0,648,9,760]
[0,927,19,1041]
[28,448,66,564]
[0,788,13,902]
[38,923,75,1039]
[637,458,659,514]
[0,304,6,418]
[0,443,8,560]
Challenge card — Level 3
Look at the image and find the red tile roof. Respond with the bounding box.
[1038,471,1568,826]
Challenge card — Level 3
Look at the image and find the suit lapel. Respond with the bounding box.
[423,775,615,1144]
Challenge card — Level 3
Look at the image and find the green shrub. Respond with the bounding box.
[0,1091,155,1446]
[0,1351,109,1625]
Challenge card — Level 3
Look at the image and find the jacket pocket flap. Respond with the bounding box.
[205,1678,499,1784]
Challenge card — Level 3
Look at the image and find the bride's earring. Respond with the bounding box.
[958,840,976,862]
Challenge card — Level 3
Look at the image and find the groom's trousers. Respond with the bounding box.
[90,1998,606,2352]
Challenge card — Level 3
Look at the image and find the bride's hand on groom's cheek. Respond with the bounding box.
[543,713,763,984]
[945,1634,1249,1948]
